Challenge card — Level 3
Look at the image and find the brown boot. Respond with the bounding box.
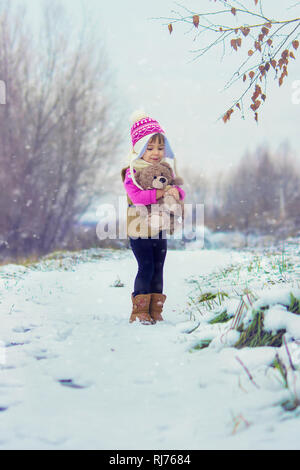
[129,293,155,325]
[149,293,167,323]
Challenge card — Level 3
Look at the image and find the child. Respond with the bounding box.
[121,111,185,325]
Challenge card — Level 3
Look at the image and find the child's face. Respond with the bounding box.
[142,137,165,164]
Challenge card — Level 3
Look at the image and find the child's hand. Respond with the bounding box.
[165,187,180,201]
[156,189,166,200]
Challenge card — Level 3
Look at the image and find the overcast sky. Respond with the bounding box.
[25,0,300,176]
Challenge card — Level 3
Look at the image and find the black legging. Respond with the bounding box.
[129,231,167,297]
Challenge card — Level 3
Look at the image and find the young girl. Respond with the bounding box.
[121,111,185,325]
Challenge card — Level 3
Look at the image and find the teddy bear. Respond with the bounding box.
[134,161,184,236]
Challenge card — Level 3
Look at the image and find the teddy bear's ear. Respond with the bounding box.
[159,162,173,171]
[173,177,184,186]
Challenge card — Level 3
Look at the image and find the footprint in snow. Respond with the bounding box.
[6,342,28,347]
[13,327,32,333]
[58,379,89,389]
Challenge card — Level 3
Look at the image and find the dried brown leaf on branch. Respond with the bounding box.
[162,0,300,122]
[254,41,262,52]
[231,38,242,51]
[271,59,277,69]
[193,15,199,28]
[250,100,261,111]
[222,108,234,123]
[241,27,250,37]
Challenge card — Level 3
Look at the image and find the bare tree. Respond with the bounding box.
[276,143,300,231]
[159,0,300,122]
[179,166,209,227]
[0,0,122,260]
[181,166,208,203]
[209,145,300,235]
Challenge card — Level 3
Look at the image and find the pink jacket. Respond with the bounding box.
[123,167,185,205]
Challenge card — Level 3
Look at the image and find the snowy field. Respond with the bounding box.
[0,243,300,450]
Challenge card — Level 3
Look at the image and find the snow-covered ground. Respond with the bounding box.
[0,245,299,450]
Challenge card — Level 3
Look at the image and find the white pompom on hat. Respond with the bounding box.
[130,110,149,125]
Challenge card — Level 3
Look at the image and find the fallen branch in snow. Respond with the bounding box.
[283,337,300,407]
[185,322,201,334]
[238,375,248,394]
[235,355,260,389]
[231,413,251,435]
[283,336,296,371]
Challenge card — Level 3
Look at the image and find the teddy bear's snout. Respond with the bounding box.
[151,175,168,189]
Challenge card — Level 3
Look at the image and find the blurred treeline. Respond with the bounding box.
[1,3,299,263]
[0,0,122,263]
[183,143,300,239]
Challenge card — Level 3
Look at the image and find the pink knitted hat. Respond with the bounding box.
[131,114,165,149]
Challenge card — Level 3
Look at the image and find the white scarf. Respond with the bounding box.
[125,152,169,190]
